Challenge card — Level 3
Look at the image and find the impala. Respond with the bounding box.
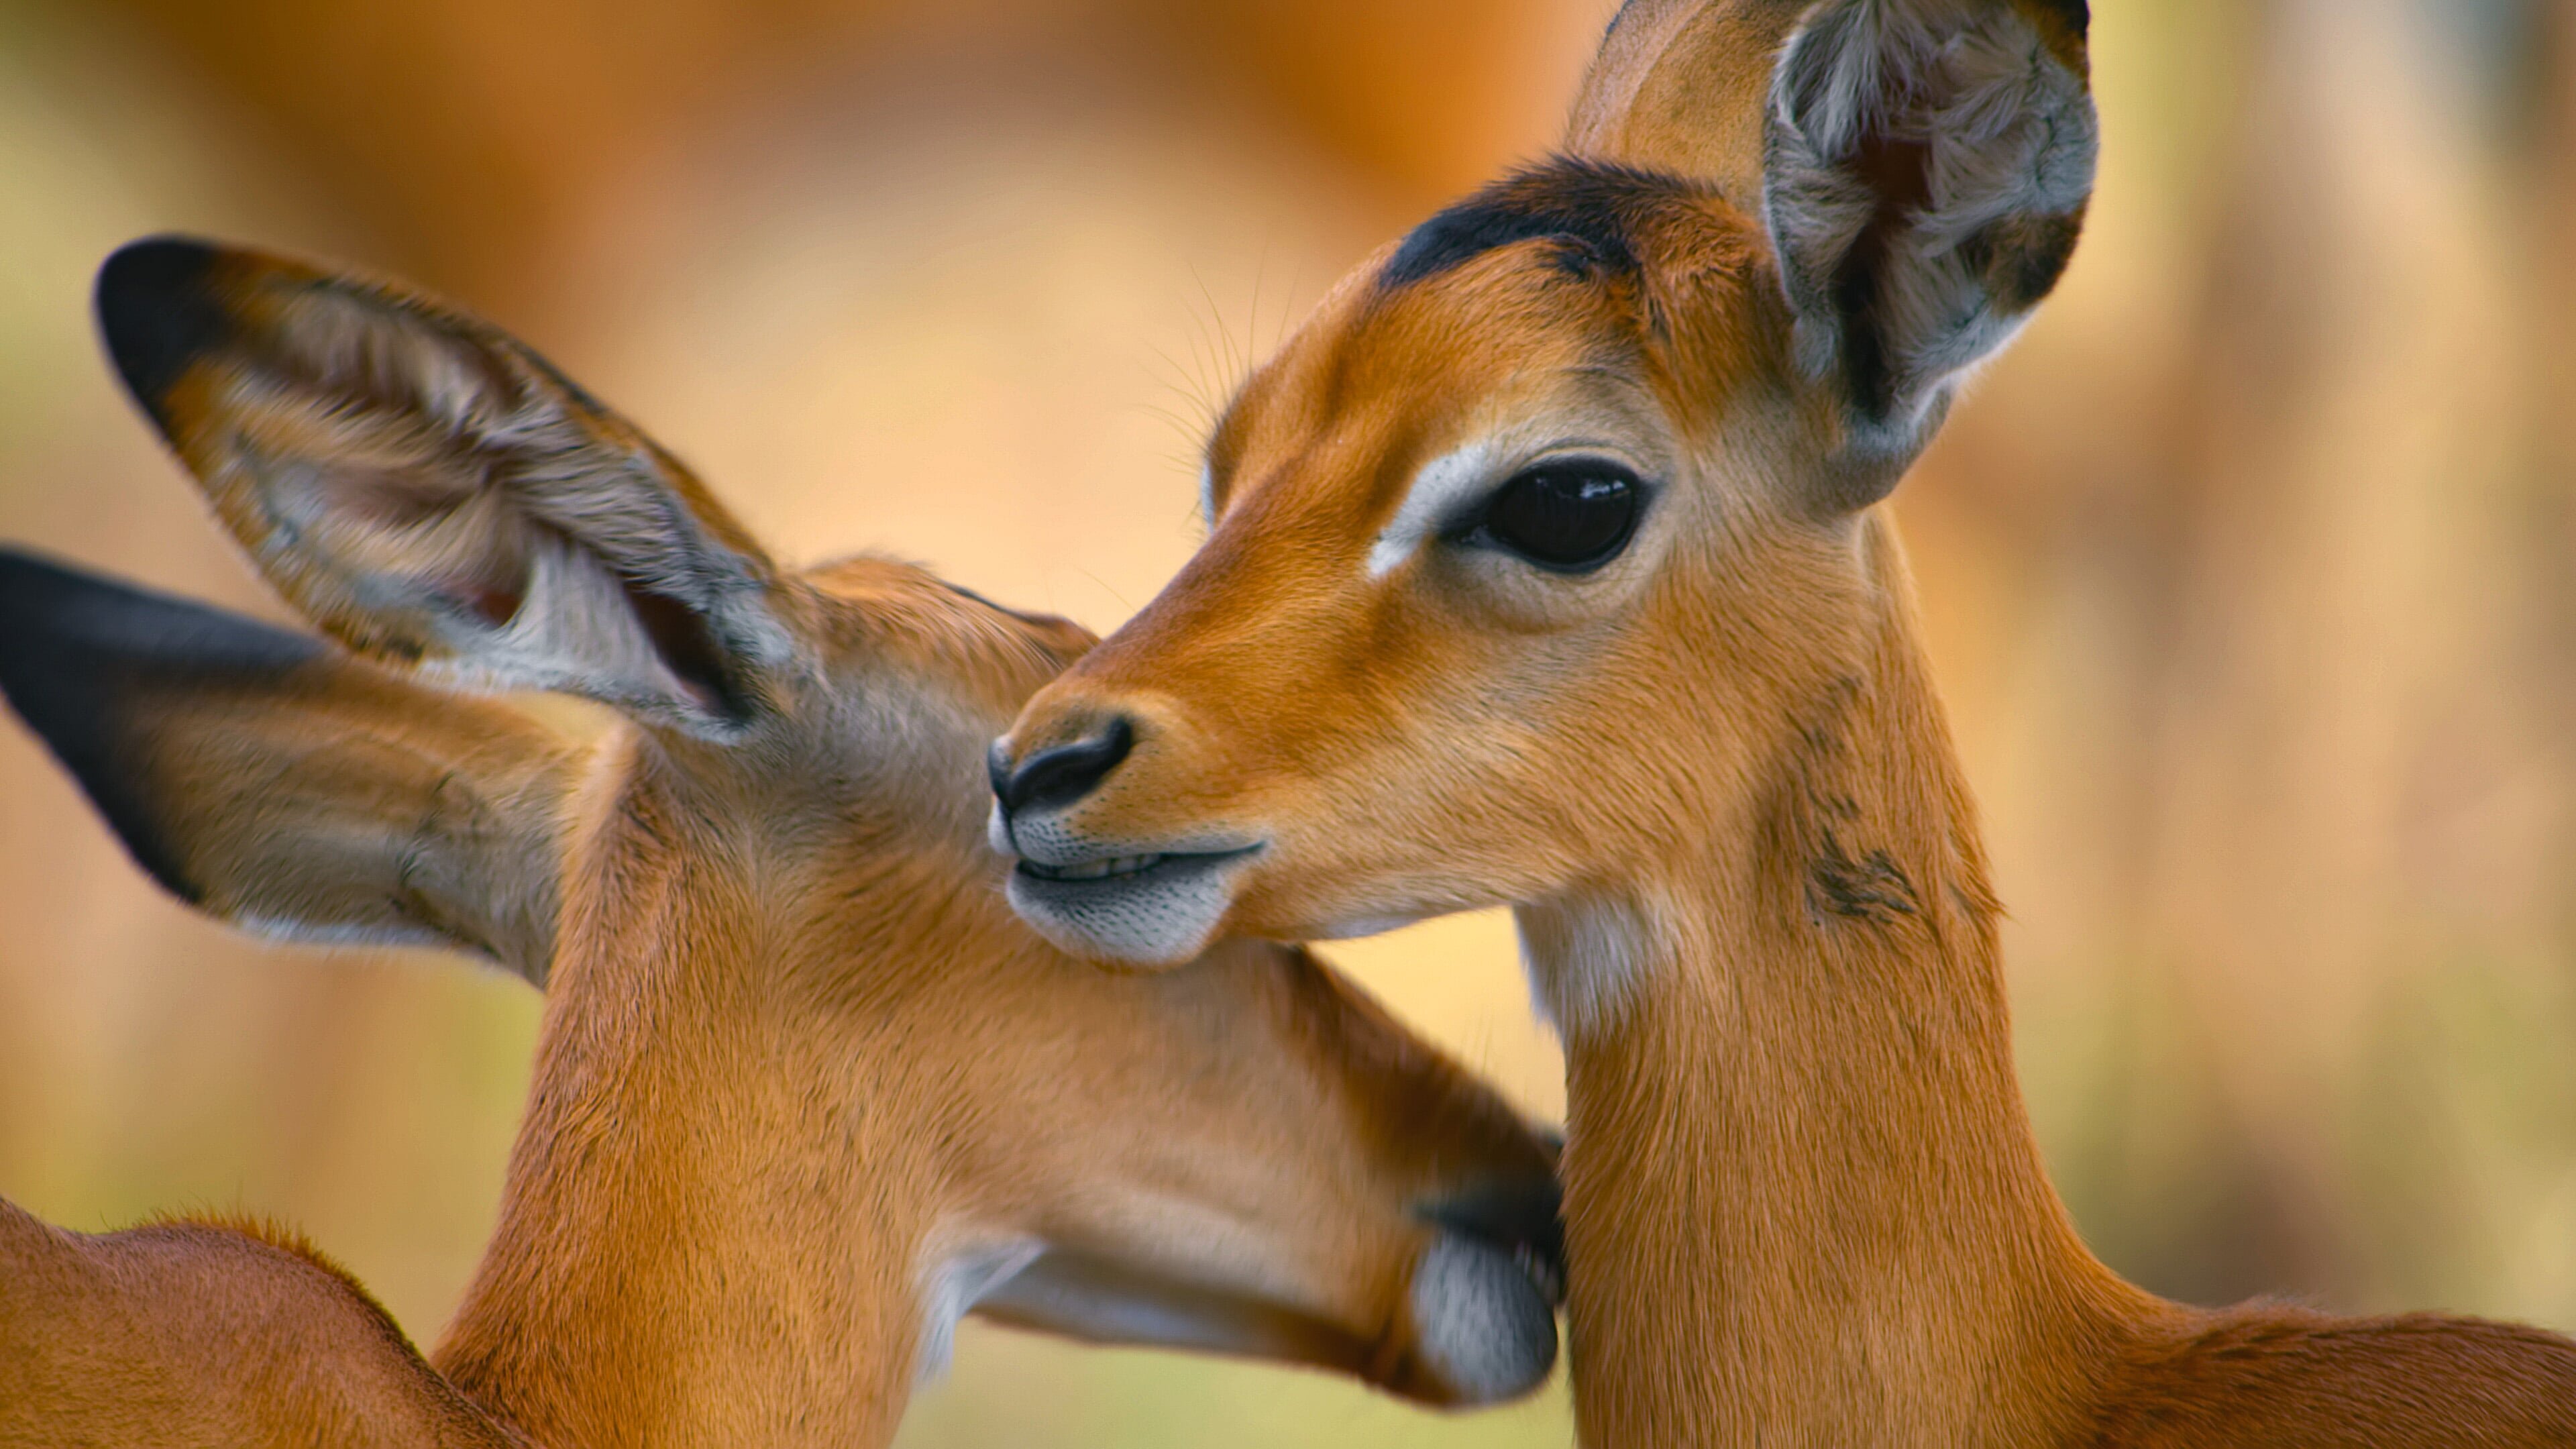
[0,237,1566,1448]
[989,0,2576,1443]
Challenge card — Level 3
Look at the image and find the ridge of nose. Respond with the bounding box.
[990,716,1134,818]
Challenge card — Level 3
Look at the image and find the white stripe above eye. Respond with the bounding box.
[1367,441,1497,579]
[1199,462,1218,529]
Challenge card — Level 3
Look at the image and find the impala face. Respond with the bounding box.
[5,237,1569,1412]
[991,0,2097,1028]
[990,169,1813,984]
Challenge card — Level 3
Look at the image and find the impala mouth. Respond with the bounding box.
[1013,846,1256,885]
[1422,1177,1567,1310]
[1017,853,1169,883]
[1002,841,1265,966]
[1400,1232,1561,1404]
[1512,1240,1568,1306]
[976,1232,1556,1407]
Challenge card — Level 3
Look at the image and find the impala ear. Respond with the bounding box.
[0,549,572,979]
[93,237,804,736]
[1762,0,2096,483]
[1568,1,2096,506]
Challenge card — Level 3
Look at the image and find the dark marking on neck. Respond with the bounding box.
[1808,828,1918,925]
[1777,674,1921,930]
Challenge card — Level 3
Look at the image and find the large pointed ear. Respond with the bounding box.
[0,549,575,981]
[93,237,806,735]
[1570,0,2097,499]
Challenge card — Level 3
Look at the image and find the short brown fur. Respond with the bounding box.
[994,1,2576,1444]
[0,242,1565,1447]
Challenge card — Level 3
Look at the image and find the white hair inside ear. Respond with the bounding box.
[212,275,800,736]
[1764,0,2098,451]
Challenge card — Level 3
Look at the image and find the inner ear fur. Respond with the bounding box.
[0,548,574,980]
[1763,0,2096,476]
[1562,1,2096,510]
[93,237,803,737]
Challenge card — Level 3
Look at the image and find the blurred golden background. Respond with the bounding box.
[2,0,2573,1442]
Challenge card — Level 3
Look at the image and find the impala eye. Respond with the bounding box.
[1468,461,1644,573]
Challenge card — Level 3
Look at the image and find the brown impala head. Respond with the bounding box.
[0,239,1565,1410]
[991,0,2094,1012]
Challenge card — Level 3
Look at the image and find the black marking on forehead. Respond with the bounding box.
[1381,158,1691,291]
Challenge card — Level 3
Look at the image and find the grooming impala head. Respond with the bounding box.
[994,0,2094,1008]
[0,238,1567,1422]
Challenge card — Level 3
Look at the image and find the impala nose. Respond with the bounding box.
[989,716,1134,818]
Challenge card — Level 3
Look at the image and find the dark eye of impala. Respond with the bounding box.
[1462,460,1644,573]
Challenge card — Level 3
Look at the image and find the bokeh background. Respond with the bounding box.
[2,0,2573,1442]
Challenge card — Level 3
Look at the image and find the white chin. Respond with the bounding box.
[1004,856,1240,967]
[1407,1233,1560,1404]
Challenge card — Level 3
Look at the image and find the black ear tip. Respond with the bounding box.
[0,546,138,718]
[95,235,232,425]
[0,545,99,633]
[0,544,317,908]
[0,545,191,902]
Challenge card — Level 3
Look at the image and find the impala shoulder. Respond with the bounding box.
[121,1212,409,1341]
[2094,1306,2576,1443]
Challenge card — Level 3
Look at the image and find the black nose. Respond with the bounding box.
[989,716,1135,817]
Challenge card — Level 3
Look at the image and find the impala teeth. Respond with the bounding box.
[1023,853,1168,882]
[1512,1242,1566,1305]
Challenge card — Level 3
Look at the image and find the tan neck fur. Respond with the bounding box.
[429,737,938,1449]
[1539,516,2161,1446]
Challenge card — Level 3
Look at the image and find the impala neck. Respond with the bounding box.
[428,741,934,1449]
[1534,518,2165,1448]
